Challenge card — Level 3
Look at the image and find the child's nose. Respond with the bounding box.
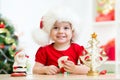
[58,28,64,33]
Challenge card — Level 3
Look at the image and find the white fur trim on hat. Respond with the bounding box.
[32,27,50,46]
[33,7,82,46]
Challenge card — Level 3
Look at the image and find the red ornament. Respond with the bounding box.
[99,70,107,75]
[0,22,5,28]
[0,44,5,49]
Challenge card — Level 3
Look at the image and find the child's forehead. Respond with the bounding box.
[53,21,72,29]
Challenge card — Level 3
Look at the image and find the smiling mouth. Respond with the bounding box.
[57,36,66,39]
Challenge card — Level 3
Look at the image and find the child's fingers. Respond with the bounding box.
[46,65,59,75]
[64,60,74,66]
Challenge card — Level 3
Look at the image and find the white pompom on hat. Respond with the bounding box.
[32,7,81,46]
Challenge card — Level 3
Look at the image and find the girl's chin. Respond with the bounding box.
[56,41,69,44]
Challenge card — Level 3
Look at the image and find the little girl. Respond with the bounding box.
[32,7,89,75]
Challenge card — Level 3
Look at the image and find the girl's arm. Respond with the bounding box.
[32,62,60,75]
[63,60,90,74]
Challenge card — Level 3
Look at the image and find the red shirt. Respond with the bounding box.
[35,43,84,67]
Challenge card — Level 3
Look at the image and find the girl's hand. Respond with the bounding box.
[63,60,76,73]
[44,65,60,75]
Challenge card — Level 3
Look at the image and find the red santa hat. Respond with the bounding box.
[32,7,81,46]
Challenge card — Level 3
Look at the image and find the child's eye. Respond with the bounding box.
[53,27,58,29]
[64,26,70,30]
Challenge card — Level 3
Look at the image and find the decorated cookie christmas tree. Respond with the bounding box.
[80,32,108,76]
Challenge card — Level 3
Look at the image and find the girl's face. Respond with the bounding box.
[50,21,73,44]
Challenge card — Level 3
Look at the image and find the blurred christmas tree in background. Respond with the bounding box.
[0,14,19,74]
